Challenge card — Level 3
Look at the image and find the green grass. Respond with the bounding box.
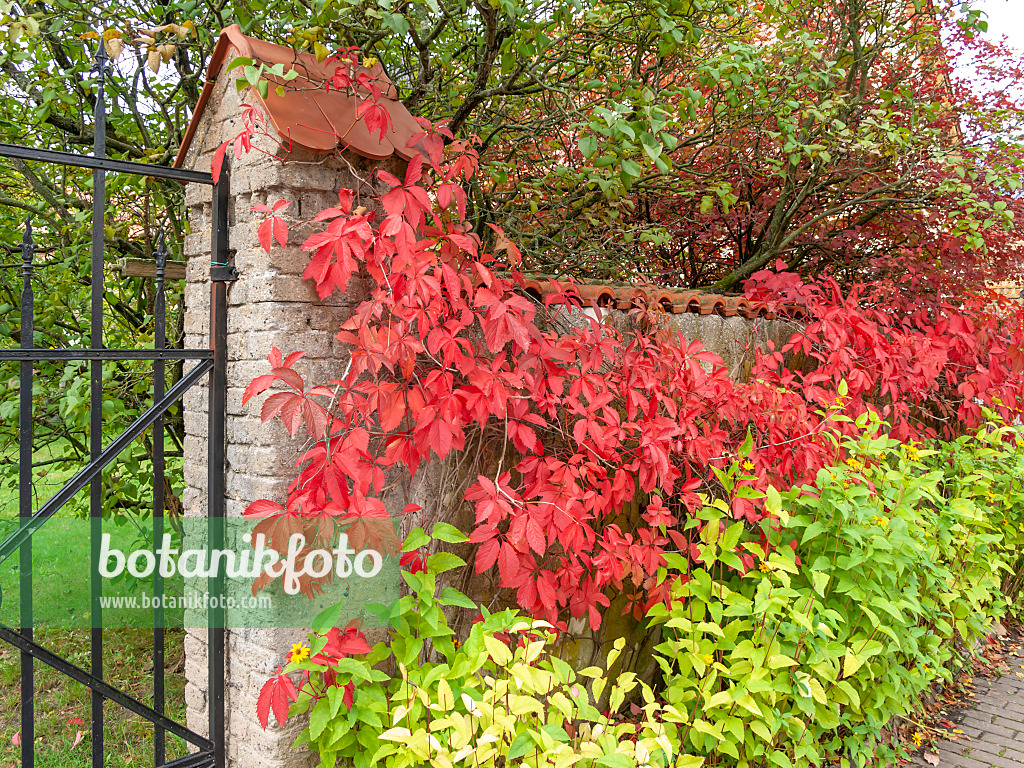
[0,628,189,766]
[0,443,191,765]
[0,444,186,629]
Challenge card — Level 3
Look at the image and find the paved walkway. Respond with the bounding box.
[908,639,1024,767]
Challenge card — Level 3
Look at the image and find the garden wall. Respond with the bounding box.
[174,38,799,768]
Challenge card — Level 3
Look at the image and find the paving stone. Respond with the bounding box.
[990,716,1024,733]
[966,738,1024,763]
[963,750,1024,768]
[936,749,998,768]
[975,702,1024,722]
[958,717,1020,742]
[905,642,1024,768]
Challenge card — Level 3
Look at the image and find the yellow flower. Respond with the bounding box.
[912,731,923,747]
[843,480,850,490]
[759,561,772,573]
[702,654,714,664]
[844,458,862,471]
[742,460,755,471]
[290,643,310,664]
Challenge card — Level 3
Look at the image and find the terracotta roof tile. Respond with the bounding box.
[509,276,803,319]
[175,25,422,167]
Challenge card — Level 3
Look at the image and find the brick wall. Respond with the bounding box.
[178,67,400,767]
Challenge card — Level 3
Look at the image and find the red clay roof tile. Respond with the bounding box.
[175,25,422,168]
[495,275,781,319]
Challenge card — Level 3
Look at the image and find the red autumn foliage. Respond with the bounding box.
[256,624,370,729]
[232,117,1024,635]
[256,666,297,730]
[254,199,291,252]
[224,35,1024,729]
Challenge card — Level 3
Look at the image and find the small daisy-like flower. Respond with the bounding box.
[912,731,923,747]
[843,480,850,489]
[742,460,755,471]
[759,561,772,573]
[290,643,309,664]
[844,458,862,471]
[702,654,714,664]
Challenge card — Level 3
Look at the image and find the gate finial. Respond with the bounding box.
[155,226,168,283]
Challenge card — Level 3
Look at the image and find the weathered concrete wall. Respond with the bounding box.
[554,305,799,381]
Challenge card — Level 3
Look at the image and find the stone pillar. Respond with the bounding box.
[178,70,400,767]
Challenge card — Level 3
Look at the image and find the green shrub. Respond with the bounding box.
[927,421,1024,609]
[287,533,677,768]
[648,418,1020,768]
[280,419,1024,768]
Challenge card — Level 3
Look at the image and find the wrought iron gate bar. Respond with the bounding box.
[18,217,34,767]
[3,38,229,768]
[0,142,214,185]
[207,163,230,768]
[0,627,215,751]
[0,357,214,562]
[0,349,213,361]
[154,230,168,765]
[159,751,218,768]
[90,47,108,763]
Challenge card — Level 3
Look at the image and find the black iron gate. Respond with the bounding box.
[0,43,228,768]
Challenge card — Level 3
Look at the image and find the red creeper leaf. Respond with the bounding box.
[245,499,285,518]
[211,140,228,184]
[256,668,296,729]
[243,374,277,405]
[256,678,273,730]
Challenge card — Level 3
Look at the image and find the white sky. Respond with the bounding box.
[973,0,1024,50]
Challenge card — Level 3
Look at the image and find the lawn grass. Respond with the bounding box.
[0,443,191,765]
[0,628,189,766]
[0,443,186,629]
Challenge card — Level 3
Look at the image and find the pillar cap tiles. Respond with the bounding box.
[175,24,423,168]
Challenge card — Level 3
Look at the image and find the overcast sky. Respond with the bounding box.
[973,0,1024,50]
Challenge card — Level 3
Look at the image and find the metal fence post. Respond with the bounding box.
[208,167,232,768]
[89,40,109,768]
[19,215,34,768]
